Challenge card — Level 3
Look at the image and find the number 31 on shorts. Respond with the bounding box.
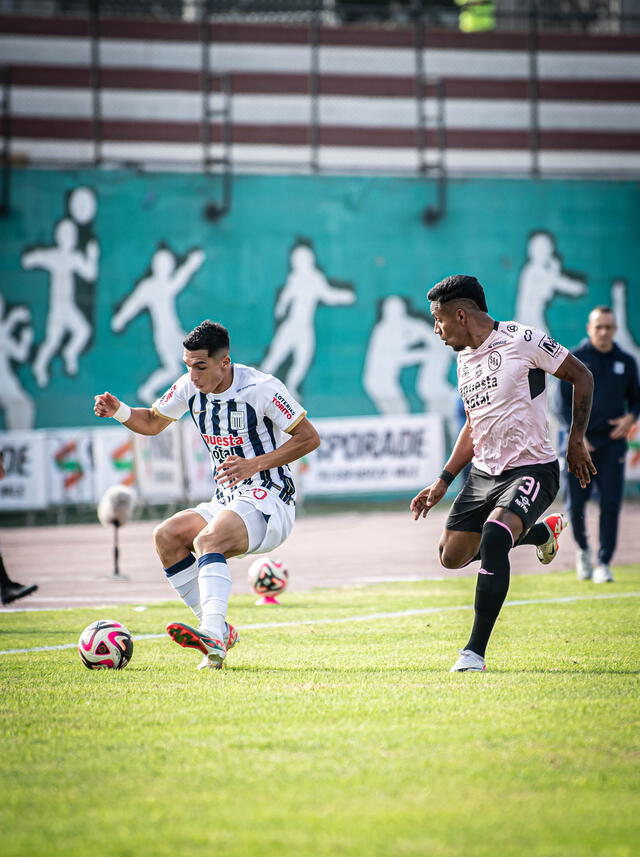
[518,476,540,502]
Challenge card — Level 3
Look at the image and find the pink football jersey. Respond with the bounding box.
[457,321,568,475]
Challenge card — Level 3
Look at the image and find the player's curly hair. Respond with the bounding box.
[183,320,230,356]
[427,275,488,313]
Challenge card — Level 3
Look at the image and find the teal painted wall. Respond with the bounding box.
[1,169,639,429]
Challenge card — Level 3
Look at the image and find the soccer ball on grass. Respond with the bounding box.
[78,619,133,669]
[247,558,288,605]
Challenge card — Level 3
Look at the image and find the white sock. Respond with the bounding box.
[197,552,231,642]
[163,554,202,621]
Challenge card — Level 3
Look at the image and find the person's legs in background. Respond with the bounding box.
[592,441,626,583]
[565,464,594,581]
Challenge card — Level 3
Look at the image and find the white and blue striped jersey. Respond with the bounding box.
[152,363,306,506]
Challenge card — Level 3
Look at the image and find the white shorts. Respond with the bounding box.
[190,487,295,556]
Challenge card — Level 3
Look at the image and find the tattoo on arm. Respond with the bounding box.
[572,394,592,436]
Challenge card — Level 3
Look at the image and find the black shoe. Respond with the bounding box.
[1,582,38,605]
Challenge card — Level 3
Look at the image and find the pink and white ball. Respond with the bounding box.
[78,619,134,669]
[248,558,289,604]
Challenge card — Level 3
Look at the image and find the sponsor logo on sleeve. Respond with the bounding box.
[537,334,562,358]
[272,392,294,420]
[506,324,519,334]
[160,383,177,405]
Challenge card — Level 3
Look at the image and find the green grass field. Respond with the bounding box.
[2,568,639,857]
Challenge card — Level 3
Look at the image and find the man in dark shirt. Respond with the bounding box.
[559,306,640,582]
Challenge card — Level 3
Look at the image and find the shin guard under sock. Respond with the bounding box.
[465,520,513,658]
[164,554,202,620]
[198,552,231,642]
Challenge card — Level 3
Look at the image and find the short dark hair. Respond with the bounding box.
[427,275,488,313]
[183,320,230,356]
[590,305,613,315]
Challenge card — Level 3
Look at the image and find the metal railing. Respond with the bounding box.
[1,1,639,219]
[4,1,639,31]
[0,66,10,217]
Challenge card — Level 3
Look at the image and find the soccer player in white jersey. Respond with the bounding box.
[411,275,596,672]
[94,320,320,670]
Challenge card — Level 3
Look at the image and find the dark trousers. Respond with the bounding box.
[564,440,626,565]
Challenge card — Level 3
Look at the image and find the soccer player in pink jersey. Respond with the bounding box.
[411,275,596,672]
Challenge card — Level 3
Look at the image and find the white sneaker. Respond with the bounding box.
[576,548,593,581]
[450,649,486,672]
[536,513,567,565]
[592,564,614,584]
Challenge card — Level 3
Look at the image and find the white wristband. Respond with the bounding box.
[112,402,132,424]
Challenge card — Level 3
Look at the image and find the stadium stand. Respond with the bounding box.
[1,1,639,176]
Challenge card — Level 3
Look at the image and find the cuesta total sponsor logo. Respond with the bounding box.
[203,434,244,447]
[272,393,294,419]
[459,374,498,399]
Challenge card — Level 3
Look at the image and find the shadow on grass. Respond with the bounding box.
[224,664,447,675]
[0,629,74,637]
[222,664,640,677]
[497,667,640,676]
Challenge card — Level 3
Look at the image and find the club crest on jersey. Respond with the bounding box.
[488,350,502,372]
[230,410,245,431]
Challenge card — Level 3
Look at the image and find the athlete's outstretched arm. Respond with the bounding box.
[112,284,147,333]
[553,353,596,488]
[215,416,320,490]
[94,391,172,436]
[410,416,474,520]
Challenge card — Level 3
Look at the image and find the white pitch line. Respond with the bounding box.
[1,591,639,657]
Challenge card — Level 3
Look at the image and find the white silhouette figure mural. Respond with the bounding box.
[0,293,35,430]
[611,279,640,365]
[112,245,205,404]
[364,295,457,429]
[515,232,586,330]
[21,187,98,388]
[261,242,355,398]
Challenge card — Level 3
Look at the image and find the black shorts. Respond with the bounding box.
[446,460,560,539]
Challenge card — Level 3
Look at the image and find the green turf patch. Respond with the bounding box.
[1,568,639,857]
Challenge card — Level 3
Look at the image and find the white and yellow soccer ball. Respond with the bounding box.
[78,619,134,670]
[247,558,289,596]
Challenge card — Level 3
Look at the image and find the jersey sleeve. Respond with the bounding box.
[516,325,569,374]
[261,377,307,433]
[151,374,191,421]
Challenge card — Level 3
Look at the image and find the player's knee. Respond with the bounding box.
[193,529,224,557]
[153,519,183,554]
[438,543,462,569]
[480,520,513,560]
[195,524,248,559]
